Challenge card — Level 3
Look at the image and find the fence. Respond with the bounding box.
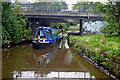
[19,3,98,12]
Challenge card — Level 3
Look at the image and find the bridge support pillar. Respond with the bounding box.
[79,19,82,35]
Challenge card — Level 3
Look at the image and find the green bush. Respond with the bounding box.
[51,22,69,32]
[2,2,32,46]
[69,34,119,60]
[76,47,82,52]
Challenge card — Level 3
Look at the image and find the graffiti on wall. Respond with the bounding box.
[82,21,104,34]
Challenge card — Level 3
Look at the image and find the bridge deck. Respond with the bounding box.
[21,11,104,18]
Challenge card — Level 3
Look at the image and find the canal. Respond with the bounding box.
[2,37,112,79]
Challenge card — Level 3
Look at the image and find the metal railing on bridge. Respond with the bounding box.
[19,3,98,12]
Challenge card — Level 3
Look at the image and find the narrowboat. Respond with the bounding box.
[32,26,62,49]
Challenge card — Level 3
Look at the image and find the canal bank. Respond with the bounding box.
[2,39,32,48]
[2,36,112,79]
[69,34,119,79]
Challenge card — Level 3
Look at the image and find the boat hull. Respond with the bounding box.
[32,38,61,49]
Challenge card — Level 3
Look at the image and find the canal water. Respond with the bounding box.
[2,37,112,79]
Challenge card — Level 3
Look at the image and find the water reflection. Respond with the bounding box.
[13,71,95,78]
[64,50,73,65]
[2,37,111,79]
[59,38,69,49]
[38,49,57,67]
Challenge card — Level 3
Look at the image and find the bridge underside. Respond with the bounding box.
[24,11,104,31]
[28,18,69,31]
[28,16,104,31]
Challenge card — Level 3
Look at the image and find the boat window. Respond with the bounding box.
[52,30,58,38]
[35,28,40,37]
[40,28,45,39]
[38,29,40,35]
[46,29,52,40]
[46,29,51,36]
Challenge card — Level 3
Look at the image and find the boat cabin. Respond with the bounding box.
[32,27,60,44]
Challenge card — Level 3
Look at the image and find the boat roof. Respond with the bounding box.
[50,27,58,30]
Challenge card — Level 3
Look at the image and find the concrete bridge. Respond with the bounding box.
[19,3,104,34]
[22,11,103,22]
[20,3,103,20]
[22,11,103,18]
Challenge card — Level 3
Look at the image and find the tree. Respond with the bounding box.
[72,2,95,12]
[2,2,32,46]
[95,1,120,37]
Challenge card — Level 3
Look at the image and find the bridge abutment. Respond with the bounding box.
[79,19,82,35]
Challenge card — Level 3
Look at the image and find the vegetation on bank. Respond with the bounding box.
[2,2,32,47]
[69,26,79,32]
[69,34,119,58]
[69,34,120,77]
[51,22,79,32]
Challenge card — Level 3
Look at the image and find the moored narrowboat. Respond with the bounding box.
[32,26,62,49]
